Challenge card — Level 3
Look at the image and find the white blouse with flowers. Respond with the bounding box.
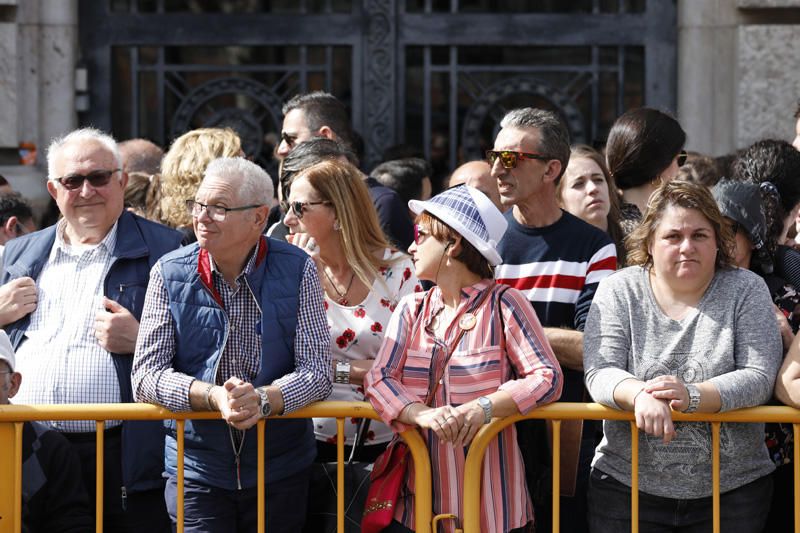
[314,248,423,446]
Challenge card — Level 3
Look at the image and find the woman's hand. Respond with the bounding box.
[413,405,465,443]
[644,375,690,413]
[452,402,486,448]
[633,389,677,444]
[286,232,320,260]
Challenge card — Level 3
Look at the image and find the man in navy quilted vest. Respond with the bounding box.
[132,156,332,532]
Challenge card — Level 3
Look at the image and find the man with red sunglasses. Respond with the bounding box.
[490,108,618,533]
[0,127,183,532]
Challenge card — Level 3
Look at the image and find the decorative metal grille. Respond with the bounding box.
[80,0,675,175]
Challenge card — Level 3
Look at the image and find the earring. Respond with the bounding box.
[333,220,341,231]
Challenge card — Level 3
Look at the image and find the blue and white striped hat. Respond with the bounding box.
[408,185,508,266]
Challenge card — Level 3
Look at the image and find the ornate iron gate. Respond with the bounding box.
[79,0,675,172]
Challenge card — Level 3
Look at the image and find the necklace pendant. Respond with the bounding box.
[459,313,477,331]
[338,297,349,306]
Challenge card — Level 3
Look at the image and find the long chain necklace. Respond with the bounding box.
[322,266,355,305]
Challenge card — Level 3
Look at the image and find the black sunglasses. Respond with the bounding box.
[486,150,551,169]
[677,150,688,167]
[283,200,331,220]
[54,169,120,191]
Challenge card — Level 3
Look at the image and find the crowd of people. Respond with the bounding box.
[2,90,800,533]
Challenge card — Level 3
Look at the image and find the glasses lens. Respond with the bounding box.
[678,151,688,167]
[291,201,304,219]
[486,150,497,165]
[59,175,85,190]
[500,152,518,169]
[86,170,114,187]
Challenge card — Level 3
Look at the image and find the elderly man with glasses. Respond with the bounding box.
[0,127,183,531]
[489,108,618,533]
[132,157,332,532]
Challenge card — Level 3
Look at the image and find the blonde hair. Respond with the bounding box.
[160,128,242,228]
[296,160,395,289]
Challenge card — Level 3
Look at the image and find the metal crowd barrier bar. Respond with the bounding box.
[0,401,433,533]
[462,402,800,533]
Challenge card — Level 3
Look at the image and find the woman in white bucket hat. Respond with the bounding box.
[365,184,563,533]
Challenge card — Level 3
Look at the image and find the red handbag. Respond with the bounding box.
[361,286,498,533]
[361,438,410,533]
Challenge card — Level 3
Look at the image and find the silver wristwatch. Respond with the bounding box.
[257,387,272,418]
[334,360,351,384]
[477,396,492,424]
[684,384,700,413]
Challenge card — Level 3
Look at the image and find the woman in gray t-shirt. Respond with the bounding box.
[584,180,781,532]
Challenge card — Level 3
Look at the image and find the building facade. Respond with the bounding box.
[0,0,797,201]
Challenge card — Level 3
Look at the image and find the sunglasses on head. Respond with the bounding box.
[486,150,551,169]
[53,169,120,191]
[677,150,688,167]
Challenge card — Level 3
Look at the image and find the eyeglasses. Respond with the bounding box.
[280,132,298,149]
[413,224,430,245]
[185,200,263,222]
[486,150,552,169]
[677,150,688,167]
[284,200,331,220]
[52,169,121,191]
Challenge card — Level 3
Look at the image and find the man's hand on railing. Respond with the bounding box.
[210,377,262,430]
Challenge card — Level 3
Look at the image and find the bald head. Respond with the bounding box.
[119,139,164,175]
[449,160,502,210]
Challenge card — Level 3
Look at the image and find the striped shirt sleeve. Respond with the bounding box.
[364,293,423,432]
[574,242,617,331]
[272,259,333,412]
[132,262,196,412]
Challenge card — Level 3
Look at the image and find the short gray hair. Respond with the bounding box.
[204,157,273,206]
[499,108,571,179]
[47,127,122,181]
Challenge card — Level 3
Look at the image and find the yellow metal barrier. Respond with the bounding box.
[463,403,800,533]
[0,401,432,533]
[6,400,797,533]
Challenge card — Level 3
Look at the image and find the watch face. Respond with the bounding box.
[259,391,270,417]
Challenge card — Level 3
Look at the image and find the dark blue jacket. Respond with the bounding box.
[2,211,183,493]
[159,237,320,490]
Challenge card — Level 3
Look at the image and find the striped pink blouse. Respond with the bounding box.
[365,279,563,533]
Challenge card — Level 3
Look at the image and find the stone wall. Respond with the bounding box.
[0,0,77,213]
[678,0,800,156]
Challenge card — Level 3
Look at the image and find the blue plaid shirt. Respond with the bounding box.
[133,239,331,413]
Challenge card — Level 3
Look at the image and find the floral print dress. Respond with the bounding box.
[314,248,423,446]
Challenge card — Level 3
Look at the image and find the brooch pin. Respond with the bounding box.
[458,313,477,331]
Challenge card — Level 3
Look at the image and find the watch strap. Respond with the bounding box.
[478,396,492,424]
[684,384,700,413]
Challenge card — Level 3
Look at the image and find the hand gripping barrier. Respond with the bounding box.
[0,401,432,533]
[462,402,800,533]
